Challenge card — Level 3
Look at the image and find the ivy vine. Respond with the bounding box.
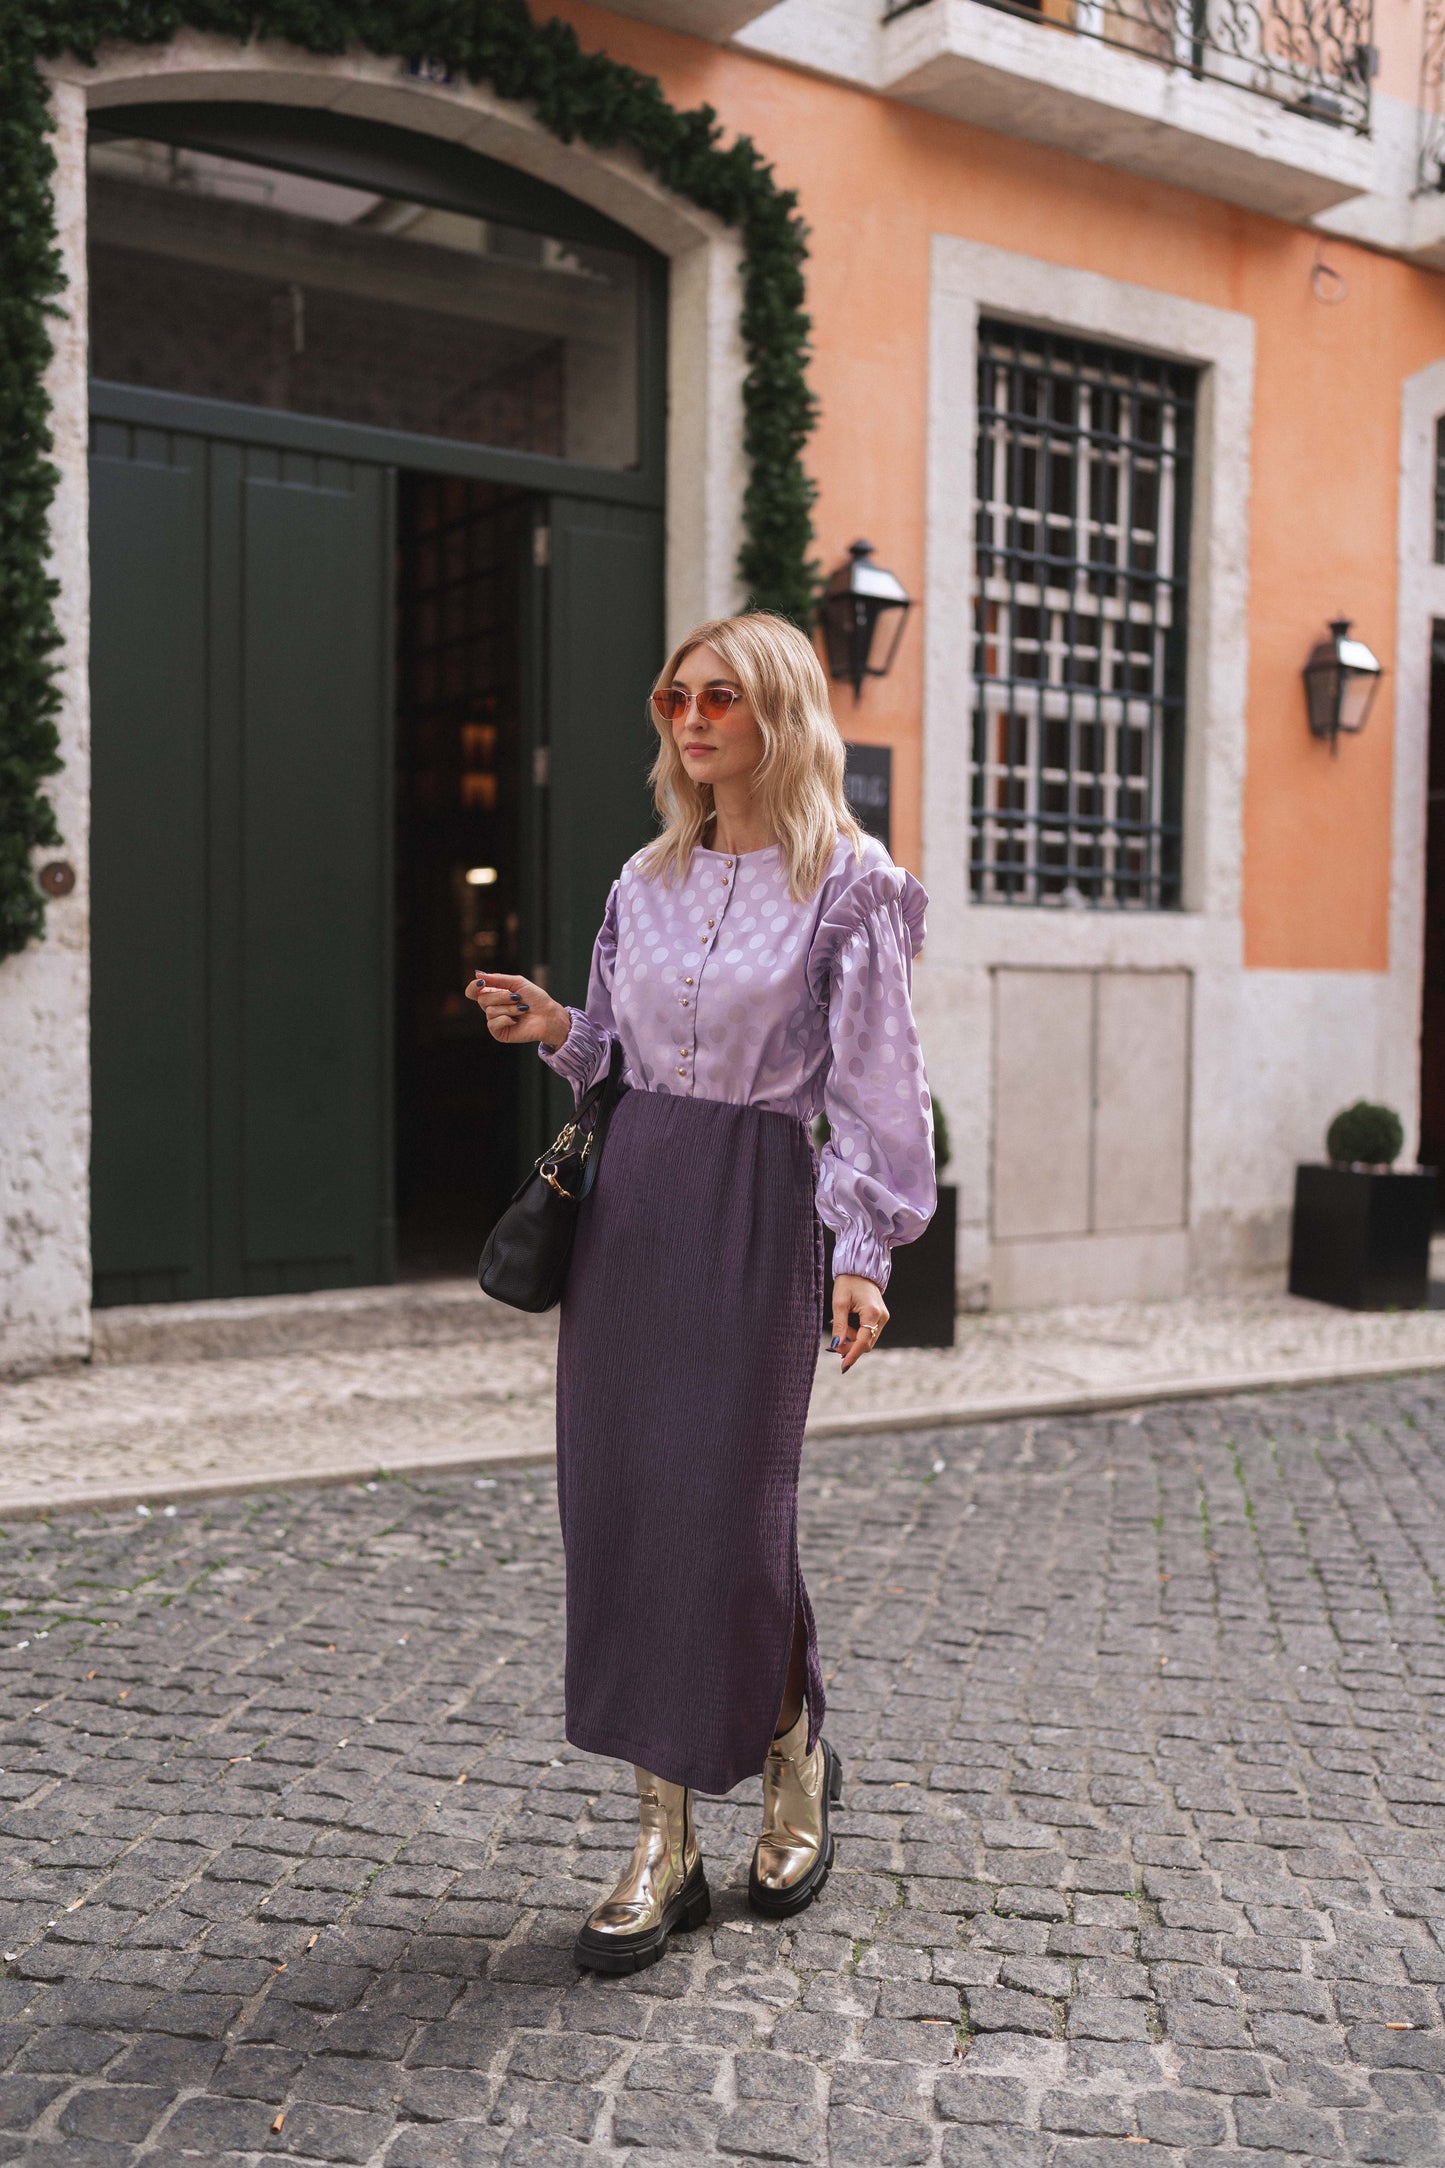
[1,1,819,959]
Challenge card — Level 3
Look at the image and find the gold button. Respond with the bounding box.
[681,998,689,1008]
[685,976,694,985]
[725,858,734,868]
[707,918,715,927]
[722,877,729,886]
[677,1066,686,1076]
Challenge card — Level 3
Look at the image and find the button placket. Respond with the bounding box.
[680,856,739,1094]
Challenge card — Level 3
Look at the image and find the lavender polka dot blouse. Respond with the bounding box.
[540,831,937,1288]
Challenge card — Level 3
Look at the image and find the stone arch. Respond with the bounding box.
[13,30,751,1363]
[45,28,748,644]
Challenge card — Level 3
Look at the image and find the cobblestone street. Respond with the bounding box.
[2,1378,1444,2165]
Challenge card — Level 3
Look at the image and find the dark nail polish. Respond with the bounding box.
[828,1337,840,1352]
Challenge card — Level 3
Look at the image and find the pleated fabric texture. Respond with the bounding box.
[555,1087,826,1797]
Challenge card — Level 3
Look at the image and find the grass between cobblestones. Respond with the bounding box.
[0,1379,1441,2161]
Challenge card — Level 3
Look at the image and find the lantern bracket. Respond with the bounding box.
[819,540,913,699]
[1303,616,1383,756]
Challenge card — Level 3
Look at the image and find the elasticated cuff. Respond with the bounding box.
[830,1227,892,1292]
[537,1009,611,1100]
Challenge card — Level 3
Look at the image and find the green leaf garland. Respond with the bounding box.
[2,0,819,958]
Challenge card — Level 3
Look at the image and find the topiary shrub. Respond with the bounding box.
[1325,1101,1404,1169]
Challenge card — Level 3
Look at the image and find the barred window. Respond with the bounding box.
[972,319,1196,909]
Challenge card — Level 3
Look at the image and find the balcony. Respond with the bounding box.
[878,0,1376,218]
[602,0,781,36]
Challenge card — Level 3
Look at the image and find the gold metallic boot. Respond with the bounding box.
[573,1765,711,1974]
[748,1706,843,1918]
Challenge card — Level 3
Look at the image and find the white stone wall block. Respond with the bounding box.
[992,969,1094,1240]
[0,79,92,1374]
[991,1227,1189,1310]
[1092,970,1190,1234]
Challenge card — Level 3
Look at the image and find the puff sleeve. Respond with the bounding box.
[808,865,936,1290]
[538,881,620,1103]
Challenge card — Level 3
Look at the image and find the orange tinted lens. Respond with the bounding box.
[696,686,739,721]
[651,686,688,721]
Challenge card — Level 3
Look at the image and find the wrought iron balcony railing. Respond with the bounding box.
[1419,0,1445,188]
[883,0,1375,135]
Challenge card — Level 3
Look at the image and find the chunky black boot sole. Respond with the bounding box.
[573,1860,712,1975]
[747,1741,844,1919]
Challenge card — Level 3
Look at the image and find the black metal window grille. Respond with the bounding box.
[972,318,1197,910]
[1435,415,1445,565]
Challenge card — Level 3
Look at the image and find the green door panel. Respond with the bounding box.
[89,427,395,1302]
[236,453,393,1290]
[547,498,664,1015]
[89,426,210,1305]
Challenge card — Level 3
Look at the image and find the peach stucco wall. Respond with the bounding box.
[548,2,1445,972]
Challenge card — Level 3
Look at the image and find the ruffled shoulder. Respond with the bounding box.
[806,840,928,1003]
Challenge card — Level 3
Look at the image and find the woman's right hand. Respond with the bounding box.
[465,972,571,1050]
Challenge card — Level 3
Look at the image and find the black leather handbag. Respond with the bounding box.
[477,1040,627,1312]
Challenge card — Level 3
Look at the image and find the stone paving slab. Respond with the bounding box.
[0,1377,1442,2162]
[9,1293,1445,1518]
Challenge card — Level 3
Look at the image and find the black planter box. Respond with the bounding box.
[1287,1163,1437,1310]
[823,1184,957,1348]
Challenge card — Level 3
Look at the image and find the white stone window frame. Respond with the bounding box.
[1385,356,1445,1138]
[917,237,1255,1295]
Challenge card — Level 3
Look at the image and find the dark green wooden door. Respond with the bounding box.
[547,497,665,1017]
[90,428,211,1302]
[90,422,394,1304]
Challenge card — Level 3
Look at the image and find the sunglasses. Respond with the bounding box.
[650,684,743,724]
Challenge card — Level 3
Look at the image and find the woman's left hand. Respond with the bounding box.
[831,1274,888,1373]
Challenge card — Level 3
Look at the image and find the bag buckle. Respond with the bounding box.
[535,1119,593,1199]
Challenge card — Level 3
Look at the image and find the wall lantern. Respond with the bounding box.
[820,540,913,697]
[1303,617,1384,754]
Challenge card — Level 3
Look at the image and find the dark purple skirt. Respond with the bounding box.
[555,1088,826,1796]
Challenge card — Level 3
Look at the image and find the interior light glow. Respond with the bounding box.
[465,866,499,887]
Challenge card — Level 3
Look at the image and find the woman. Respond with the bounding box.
[466,612,934,1974]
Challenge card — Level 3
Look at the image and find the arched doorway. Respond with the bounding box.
[88,103,666,1301]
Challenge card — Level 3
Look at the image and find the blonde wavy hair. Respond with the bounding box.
[640,612,863,902]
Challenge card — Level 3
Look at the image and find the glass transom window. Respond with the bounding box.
[972,319,1197,910]
[87,133,642,468]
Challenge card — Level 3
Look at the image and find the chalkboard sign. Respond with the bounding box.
[843,743,891,853]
